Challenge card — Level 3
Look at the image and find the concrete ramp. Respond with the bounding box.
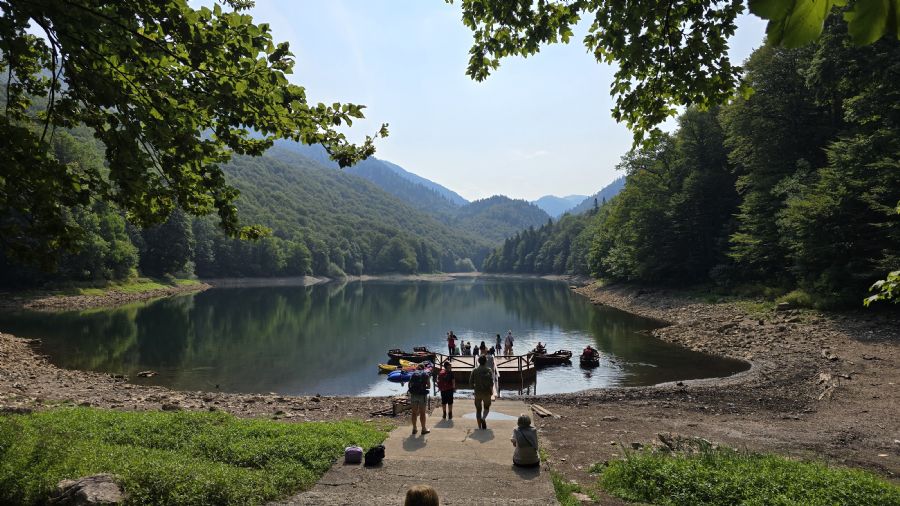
[278,399,555,505]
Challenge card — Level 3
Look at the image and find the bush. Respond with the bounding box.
[596,448,900,506]
[0,408,388,505]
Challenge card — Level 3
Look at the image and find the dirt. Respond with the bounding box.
[0,282,211,312]
[531,283,900,503]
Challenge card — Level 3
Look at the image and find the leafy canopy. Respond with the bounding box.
[0,0,387,262]
[448,0,900,145]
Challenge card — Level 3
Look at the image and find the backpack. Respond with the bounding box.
[364,445,385,467]
[344,445,363,464]
[472,366,493,393]
[408,371,428,395]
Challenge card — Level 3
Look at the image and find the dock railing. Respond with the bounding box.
[433,352,535,395]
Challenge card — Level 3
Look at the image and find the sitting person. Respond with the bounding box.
[582,345,597,359]
[534,342,546,354]
[510,414,540,467]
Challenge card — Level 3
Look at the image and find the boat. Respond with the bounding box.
[580,351,601,368]
[531,349,573,366]
[387,348,437,363]
[377,359,416,373]
[386,363,433,383]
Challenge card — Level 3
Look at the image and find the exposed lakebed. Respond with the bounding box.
[0,278,747,396]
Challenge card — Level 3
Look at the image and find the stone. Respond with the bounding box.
[630,442,643,450]
[50,474,125,505]
[776,302,794,311]
[160,403,181,411]
[601,415,618,421]
[136,370,157,378]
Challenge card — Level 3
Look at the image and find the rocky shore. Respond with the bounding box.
[0,282,211,312]
[533,283,899,503]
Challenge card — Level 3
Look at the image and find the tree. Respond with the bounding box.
[449,0,900,145]
[0,0,387,263]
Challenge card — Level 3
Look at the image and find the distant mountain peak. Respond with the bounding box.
[531,194,589,217]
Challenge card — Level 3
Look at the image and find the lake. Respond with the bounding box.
[0,277,748,396]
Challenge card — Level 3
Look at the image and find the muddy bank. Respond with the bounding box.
[532,283,899,503]
[0,282,211,312]
[0,332,392,422]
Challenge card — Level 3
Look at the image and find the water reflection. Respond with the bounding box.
[0,278,747,396]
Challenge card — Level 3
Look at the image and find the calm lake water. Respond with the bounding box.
[0,278,748,396]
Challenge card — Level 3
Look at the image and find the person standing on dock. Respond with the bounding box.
[495,334,502,354]
[408,363,431,435]
[504,330,515,355]
[447,332,457,356]
[437,360,456,419]
[470,355,494,429]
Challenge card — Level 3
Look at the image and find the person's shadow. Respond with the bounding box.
[467,429,495,443]
[402,435,427,452]
[434,419,454,429]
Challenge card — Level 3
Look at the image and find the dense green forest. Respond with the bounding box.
[0,132,498,286]
[484,19,900,307]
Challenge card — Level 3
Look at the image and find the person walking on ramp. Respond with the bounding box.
[408,363,431,435]
[436,360,456,419]
[470,355,494,429]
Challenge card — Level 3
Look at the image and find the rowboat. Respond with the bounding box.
[531,349,573,366]
[387,348,436,363]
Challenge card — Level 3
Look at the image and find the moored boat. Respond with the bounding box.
[580,352,600,368]
[387,348,437,363]
[531,349,573,366]
[377,359,416,373]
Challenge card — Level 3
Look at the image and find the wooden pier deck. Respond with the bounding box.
[433,352,536,384]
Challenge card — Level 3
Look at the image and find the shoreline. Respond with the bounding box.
[0,280,896,495]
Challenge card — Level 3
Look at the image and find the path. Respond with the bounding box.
[279,399,556,505]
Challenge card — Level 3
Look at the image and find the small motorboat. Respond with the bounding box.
[387,348,437,363]
[531,349,573,367]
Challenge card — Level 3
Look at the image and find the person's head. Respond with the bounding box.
[480,341,485,346]
[517,413,532,428]
[478,355,486,366]
[404,484,439,506]
[417,363,425,370]
[443,360,451,370]
[496,334,501,338]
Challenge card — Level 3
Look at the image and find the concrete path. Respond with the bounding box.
[279,399,556,505]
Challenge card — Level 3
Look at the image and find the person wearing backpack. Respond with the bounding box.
[469,355,494,429]
[408,363,431,435]
[436,360,456,419]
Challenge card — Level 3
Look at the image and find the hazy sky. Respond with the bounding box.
[244,1,767,201]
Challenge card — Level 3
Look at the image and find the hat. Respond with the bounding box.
[517,414,532,428]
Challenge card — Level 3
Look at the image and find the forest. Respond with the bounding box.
[483,18,899,308]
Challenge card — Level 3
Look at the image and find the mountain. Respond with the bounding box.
[450,196,551,243]
[531,194,588,217]
[208,146,493,275]
[568,177,626,215]
[273,141,468,211]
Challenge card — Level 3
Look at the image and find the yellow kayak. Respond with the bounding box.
[377,359,416,373]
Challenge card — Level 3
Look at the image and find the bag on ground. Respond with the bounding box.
[344,445,363,464]
[364,444,385,466]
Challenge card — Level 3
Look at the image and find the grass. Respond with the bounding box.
[0,408,389,505]
[594,447,900,506]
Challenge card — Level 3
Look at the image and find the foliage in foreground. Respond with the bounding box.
[595,448,900,506]
[0,408,388,505]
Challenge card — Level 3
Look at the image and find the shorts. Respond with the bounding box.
[440,390,454,405]
[409,393,428,407]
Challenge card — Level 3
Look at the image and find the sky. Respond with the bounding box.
[243,1,767,202]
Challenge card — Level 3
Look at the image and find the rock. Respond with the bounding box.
[821,349,839,361]
[50,474,125,505]
[776,302,794,311]
[630,442,643,450]
[571,492,593,503]
[161,403,181,411]
[601,415,619,421]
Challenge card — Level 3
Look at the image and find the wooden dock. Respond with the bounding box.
[433,352,536,386]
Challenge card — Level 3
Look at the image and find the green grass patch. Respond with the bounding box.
[550,471,594,506]
[0,408,388,505]
[595,448,900,506]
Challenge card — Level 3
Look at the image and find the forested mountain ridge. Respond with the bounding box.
[449,196,551,244]
[568,177,626,215]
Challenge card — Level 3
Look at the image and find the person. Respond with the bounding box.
[470,355,494,429]
[504,330,515,355]
[534,341,546,354]
[472,343,479,357]
[447,332,457,356]
[495,333,502,354]
[436,360,456,419]
[404,485,439,506]
[408,363,431,435]
[582,345,597,359]
[484,348,498,399]
[510,414,540,467]
[479,340,487,356]
[465,341,472,355]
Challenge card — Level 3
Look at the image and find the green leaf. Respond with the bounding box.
[749,0,792,19]
[766,0,835,48]
[845,0,890,44]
